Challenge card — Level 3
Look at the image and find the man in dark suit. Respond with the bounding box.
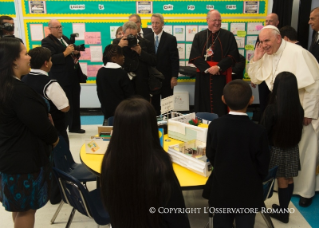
[144,13,179,115]
[309,7,319,63]
[129,14,152,38]
[113,21,156,102]
[42,19,86,133]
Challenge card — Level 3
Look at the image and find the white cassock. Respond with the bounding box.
[248,39,319,198]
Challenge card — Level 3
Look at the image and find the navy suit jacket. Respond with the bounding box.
[144,31,179,86]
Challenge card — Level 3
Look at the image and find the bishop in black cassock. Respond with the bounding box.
[189,11,239,117]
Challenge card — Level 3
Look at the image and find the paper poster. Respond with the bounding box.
[246,36,258,46]
[246,50,254,61]
[221,23,228,30]
[90,46,103,62]
[30,24,44,41]
[238,49,245,56]
[177,43,185,59]
[173,26,185,41]
[174,92,189,111]
[79,62,88,75]
[80,48,91,60]
[235,36,245,48]
[186,25,198,41]
[44,26,50,37]
[244,1,259,14]
[110,26,119,39]
[231,23,245,35]
[136,1,153,14]
[247,23,263,35]
[163,25,172,35]
[198,25,207,32]
[87,65,102,77]
[179,61,186,66]
[72,23,85,40]
[237,31,246,37]
[85,32,102,45]
[161,95,174,114]
[29,1,46,14]
[186,44,192,59]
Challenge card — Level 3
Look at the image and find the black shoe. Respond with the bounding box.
[69,129,86,134]
[269,212,289,223]
[299,197,313,207]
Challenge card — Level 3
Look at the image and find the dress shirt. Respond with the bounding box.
[229,111,248,116]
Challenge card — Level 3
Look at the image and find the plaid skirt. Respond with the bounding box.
[0,164,52,212]
[269,145,300,178]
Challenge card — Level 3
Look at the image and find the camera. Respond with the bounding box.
[126,34,138,48]
[69,33,85,51]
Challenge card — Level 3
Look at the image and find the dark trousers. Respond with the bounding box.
[258,81,270,120]
[213,213,256,228]
[63,83,81,131]
[151,81,173,116]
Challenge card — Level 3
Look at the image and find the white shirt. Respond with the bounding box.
[29,69,69,110]
[103,62,121,69]
[154,29,164,43]
[229,111,248,116]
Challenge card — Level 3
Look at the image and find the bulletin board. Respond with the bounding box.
[21,0,268,82]
[0,0,16,16]
[21,0,267,17]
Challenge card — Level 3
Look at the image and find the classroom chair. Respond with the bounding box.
[52,167,111,228]
[51,136,97,224]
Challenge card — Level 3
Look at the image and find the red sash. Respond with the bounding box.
[196,61,232,84]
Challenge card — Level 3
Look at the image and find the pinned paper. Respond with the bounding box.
[245,44,255,50]
[246,36,258,46]
[174,26,185,41]
[198,25,208,32]
[177,43,185,59]
[73,23,85,40]
[163,25,173,35]
[231,23,245,35]
[235,36,245,48]
[186,44,192,59]
[30,24,44,41]
[79,62,87,75]
[90,46,103,62]
[80,48,91,60]
[256,25,264,31]
[44,26,50,37]
[186,25,198,41]
[87,65,102,77]
[85,32,101,44]
[237,31,246,37]
[161,95,174,114]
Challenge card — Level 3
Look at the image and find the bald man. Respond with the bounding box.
[42,19,86,134]
[248,25,319,211]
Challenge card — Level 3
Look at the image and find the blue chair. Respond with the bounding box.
[103,116,114,126]
[260,166,278,228]
[51,136,97,224]
[196,112,218,123]
[52,167,111,228]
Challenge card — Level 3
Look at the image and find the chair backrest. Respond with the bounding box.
[52,167,110,225]
[262,166,278,200]
[196,112,219,123]
[107,116,114,126]
[53,136,76,172]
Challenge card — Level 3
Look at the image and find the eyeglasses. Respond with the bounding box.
[210,19,222,23]
[50,26,64,29]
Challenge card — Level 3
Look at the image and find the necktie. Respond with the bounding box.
[60,39,66,47]
[155,35,159,54]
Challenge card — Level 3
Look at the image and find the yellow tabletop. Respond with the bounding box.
[80,135,209,189]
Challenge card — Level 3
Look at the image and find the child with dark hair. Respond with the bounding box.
[22,47,69,146]
[96,44,134,125]
[204,80,270,228]
[261,72,304,223]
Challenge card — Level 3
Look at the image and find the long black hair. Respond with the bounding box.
[268,72,304,148]
[101,98,174,228]
[0,38,21,105]
[102,44,123,65]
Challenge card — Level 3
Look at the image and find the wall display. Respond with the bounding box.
[0,0,15,16]
[20,0,267,17]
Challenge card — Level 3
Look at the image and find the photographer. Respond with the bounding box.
[0,15,23,43]
[113,21,156,101]
[41,19,86,134]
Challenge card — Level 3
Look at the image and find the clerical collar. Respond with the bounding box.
[229,111,248,116]
[154,29,164,41]
[273,39,286,56]
[208,29,221,34]
[104,62,121,69]
[30,69,49,76]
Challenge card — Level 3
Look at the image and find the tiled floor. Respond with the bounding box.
[0,121,318,228]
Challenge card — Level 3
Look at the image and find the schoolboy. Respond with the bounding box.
[22,47,69,148]
[204,80,270,228]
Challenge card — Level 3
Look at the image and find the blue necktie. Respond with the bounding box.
[155,35,159,53]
